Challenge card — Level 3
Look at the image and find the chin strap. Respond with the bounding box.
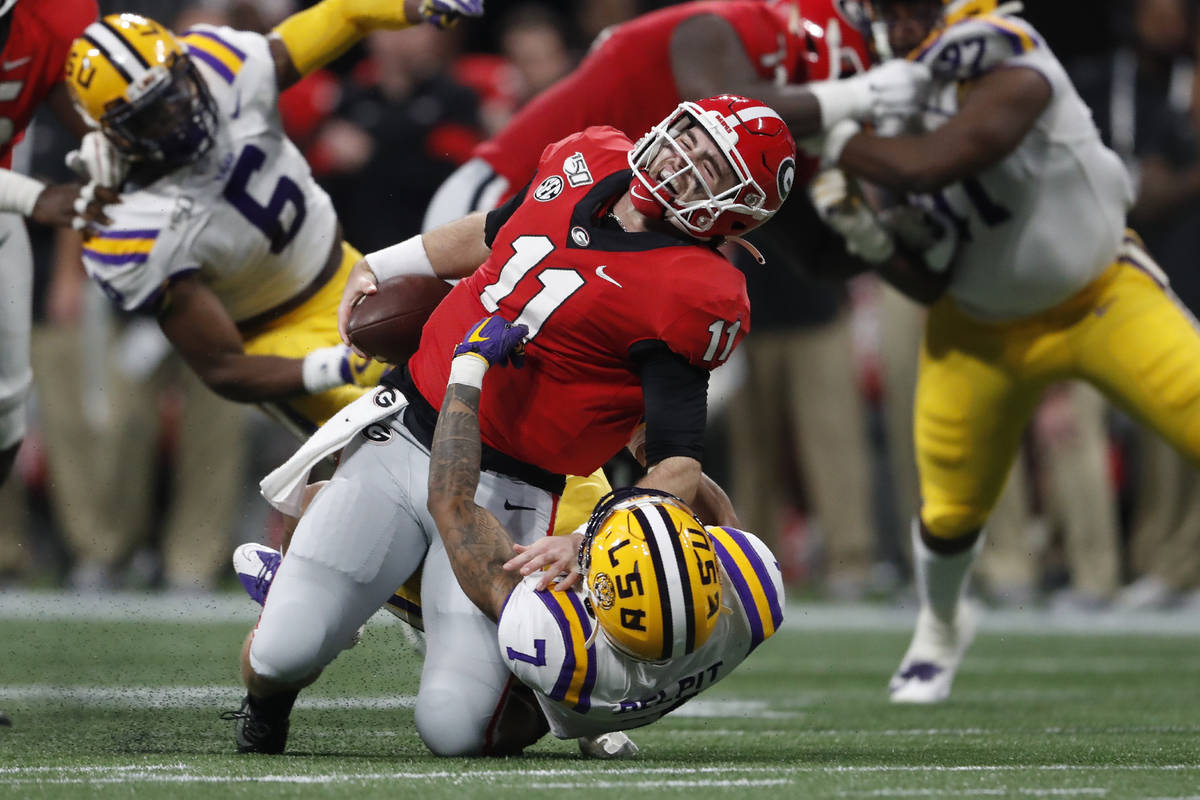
[725,235,765,265]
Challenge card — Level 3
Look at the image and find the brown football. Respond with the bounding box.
[346,275,453,365]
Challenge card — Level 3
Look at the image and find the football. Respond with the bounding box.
[345,275,453,365]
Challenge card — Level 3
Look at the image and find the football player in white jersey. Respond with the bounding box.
[425,316,785,751]
[63,0,483,436]
[808,0,1200,703]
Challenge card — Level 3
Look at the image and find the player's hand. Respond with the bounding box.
[65,131,129,189]
[809,168,894,263]
[418,0,484,29]
[30,182,116,230]
[505,533,584,592]
[878,203,958,273]
[865,59,932,122]
[338,259,379,355]
[454,316,528,369]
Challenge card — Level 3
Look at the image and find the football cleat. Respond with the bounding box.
[233,543,281,607]
[578,730,639,759]
[219,696,290,754]
[888,603,977,704]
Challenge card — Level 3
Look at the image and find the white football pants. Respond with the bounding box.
[249,412,556,755]
[0,212,32,450]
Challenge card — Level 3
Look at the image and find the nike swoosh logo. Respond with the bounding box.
[467,320,490,343]
[2,57,31,70]
[595,265,622,288]
[503,500,536,512]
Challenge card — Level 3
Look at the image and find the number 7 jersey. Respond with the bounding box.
[79,25,337,320]
[408,127,751,477]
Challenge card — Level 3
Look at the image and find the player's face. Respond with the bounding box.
[877,0,942,57]
[646,123,737,205]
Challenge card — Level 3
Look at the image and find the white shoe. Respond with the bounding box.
[888,603,977,704]
[578,730,639,759]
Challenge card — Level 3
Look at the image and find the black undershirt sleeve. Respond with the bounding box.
[483,181,531,247]
[629,339,709,466]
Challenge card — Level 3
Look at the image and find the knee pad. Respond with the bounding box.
[415,685,489,757]
[248,600,334,683]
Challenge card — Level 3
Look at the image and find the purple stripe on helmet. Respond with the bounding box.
[188,46,235,84]
[183,28,247,61]
[94,228,158,240]
[717,526,783,631]
[82,248,149,266]
[1119,256,1166,289]
[565,589,595,712]
[537,589,579,702]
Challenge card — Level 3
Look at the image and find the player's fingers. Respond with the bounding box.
[93,186,120,204]
[554,571,582,592]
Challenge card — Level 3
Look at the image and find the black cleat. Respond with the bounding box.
[0,711,10,727]
[220,695,290,754]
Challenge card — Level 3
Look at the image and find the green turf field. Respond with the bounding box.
[1,592,1197,798]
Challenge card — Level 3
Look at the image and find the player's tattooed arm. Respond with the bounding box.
[428,381,521,621]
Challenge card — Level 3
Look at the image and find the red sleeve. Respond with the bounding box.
[651,255,750,369]
[46,0,97,83]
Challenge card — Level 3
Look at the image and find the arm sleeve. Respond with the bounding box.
[483,181,530,247]
[629,339,709,466]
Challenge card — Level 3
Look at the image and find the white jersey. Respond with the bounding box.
[910,14,1134,319]
[80,25,338,321]
[497,526,784,739]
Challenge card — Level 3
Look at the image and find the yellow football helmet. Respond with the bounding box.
[65,14,217,166]
[579,489,723,662]
[942,0,1022,24]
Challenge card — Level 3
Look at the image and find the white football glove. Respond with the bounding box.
[65,131,129,189]
[809,168,894,264]
[879,204,959,273]
[863,59,933,124]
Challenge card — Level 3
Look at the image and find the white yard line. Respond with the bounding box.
[1,590,1197,635]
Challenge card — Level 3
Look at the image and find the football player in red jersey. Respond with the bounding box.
[0,0,113,484]
[232,95,795,758]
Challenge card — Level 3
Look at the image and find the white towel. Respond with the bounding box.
[259,385,408,516]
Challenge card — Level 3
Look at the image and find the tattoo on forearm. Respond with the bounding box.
[429,382,521,619]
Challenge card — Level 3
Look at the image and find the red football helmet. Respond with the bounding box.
[784,0,874,82]
[628,94,797,239]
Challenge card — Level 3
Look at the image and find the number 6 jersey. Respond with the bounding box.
[79,25,337,320]
[407,127,751,477]
[496,526,784,739]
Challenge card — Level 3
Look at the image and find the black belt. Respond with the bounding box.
[384,367,567,496]
[237,235,343,335]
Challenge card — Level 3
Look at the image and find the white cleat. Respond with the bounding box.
[578,730,640,759]
[888,603,978,704]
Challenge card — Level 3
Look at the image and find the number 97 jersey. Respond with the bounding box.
[79,24,337,321]
[408,127,750,477]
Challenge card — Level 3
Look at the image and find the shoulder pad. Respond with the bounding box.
[706,526,785,650]
[913,15,1044,82]
[497,578,598,711]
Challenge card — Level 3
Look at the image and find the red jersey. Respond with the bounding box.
[409,128,750,477]
[0,0,96,168]
[473,1,804,200]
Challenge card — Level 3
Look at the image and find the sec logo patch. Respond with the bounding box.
[534,175,564,202]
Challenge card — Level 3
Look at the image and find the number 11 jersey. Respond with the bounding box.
[408,127,751,478]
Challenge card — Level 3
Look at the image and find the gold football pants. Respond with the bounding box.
[918,243,1200,539]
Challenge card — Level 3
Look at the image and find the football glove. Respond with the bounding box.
[65,131,129,189]
[419,0,484,29]
[454,316,528,369]
[879,204,958,273]
[809,168,895,264]
[301,344,387,393]
[863,59,932,124]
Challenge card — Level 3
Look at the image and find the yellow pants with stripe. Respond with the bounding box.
[918,247,1200,539]
[242,242,388,432]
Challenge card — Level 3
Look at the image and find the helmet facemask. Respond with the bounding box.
[102,54,217,168]
[628,103,770,239]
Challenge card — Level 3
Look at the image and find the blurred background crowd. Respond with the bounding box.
[3,0,1200,613]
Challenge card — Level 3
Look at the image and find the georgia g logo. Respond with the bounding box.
[777,157,795,202]
[534,175,564,202]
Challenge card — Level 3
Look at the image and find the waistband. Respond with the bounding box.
[385,366,567,496]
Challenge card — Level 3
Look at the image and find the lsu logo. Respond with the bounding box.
[777,157,795,202]
[591,572,616,610]
[534,175,564,202]
[563,152,593,187]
